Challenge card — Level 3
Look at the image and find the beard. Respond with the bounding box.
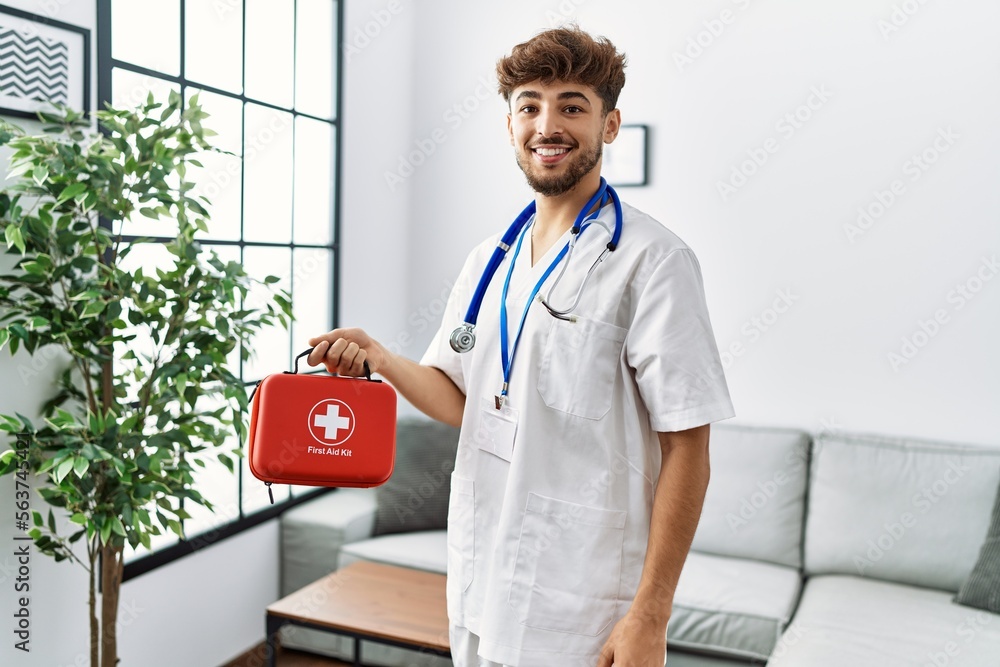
[515,138,603,197]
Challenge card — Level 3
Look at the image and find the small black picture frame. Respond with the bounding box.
[604,124,649,187]
[0,5,91,119]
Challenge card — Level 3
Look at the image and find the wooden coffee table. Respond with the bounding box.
[266,560,451,667]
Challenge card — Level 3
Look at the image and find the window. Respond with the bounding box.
[96,0,343,579]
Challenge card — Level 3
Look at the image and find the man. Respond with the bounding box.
[308,27,734,667]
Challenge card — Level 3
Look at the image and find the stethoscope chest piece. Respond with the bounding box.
[449,324,476,353]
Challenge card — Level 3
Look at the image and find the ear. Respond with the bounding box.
[507,113,514,145]
[603,109,622,144]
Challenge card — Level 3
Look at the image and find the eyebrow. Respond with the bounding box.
[513,90,593,106]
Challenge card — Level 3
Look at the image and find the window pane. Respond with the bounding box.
[293,117,334,245]
[111,67,180,117]
[187,90,243,241]
[242,246,292,380]
[243,104,294,243]
[186,432,242,540]
[201,244,244,375]
[291,248,332,348]
[295,0,336,118]
[114,242,175,408]
[111,0,180,76]
[185,0,243,93]
[245,0,294,107]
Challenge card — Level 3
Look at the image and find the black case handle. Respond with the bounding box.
[286,346,378,381]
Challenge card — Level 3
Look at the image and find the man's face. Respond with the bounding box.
[507,80,621,197]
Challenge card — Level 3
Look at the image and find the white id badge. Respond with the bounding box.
[478,398,518,462]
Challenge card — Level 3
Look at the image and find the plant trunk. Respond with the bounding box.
[100,543,123,667]
[89,544,99,667]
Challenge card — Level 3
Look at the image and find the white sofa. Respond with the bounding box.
[278,422,1000,666]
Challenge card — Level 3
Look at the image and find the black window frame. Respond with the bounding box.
[93,0,344,581]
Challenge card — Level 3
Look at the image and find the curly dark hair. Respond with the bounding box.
[496,26,627,115]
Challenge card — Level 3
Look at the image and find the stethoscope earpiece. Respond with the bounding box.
[449,324,476,353]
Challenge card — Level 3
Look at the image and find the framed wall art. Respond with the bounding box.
[0,5,90,119]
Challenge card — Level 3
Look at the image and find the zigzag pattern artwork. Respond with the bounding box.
[0,27,70,104]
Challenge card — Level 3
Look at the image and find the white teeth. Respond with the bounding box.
[535,147,568,156]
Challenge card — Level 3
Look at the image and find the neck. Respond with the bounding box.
[532,170,603,238]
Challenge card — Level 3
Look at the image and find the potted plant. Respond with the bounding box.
[0,94,291,667]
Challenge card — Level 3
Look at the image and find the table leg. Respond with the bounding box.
[354,636,362,667]
[266,614,283,667]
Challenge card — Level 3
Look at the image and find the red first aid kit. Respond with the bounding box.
[246,348,397,502]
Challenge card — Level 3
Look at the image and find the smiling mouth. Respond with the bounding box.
[531,145,573,164]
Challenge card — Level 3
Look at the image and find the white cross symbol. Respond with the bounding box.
[313,403,352,441]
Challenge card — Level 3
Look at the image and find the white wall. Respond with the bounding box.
[0,1,417,665]
[391,0,1000,447]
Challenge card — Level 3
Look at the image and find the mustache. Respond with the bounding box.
[529,137,577,148]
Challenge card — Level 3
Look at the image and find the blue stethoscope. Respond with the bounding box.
[449,178,624,408]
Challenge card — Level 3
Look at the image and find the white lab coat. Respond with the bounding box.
[421,200,735,667]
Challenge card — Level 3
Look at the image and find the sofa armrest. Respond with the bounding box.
[279,488,378,596]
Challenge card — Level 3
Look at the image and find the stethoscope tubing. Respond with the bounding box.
[450,178,622,354]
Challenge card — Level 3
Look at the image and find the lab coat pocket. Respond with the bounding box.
[537,317,627,420]
[508,493,627,636]
[447,473,475,597]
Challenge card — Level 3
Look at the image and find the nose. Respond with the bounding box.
[536,107,564,139]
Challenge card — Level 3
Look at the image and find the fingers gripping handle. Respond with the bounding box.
[288,347,375,380]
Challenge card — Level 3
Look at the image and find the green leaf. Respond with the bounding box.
[0,329,9,352]
[54,457,74,483]
[4,225,26,255]
[56,182,88,204]
[69,513,87,525]
[100,521,111,545]
[32,164,49,185]
[73,456,88,478]
[111,516,127,537]
[80,301,105,318]
[47,508,56,533]
[8,324,28,342]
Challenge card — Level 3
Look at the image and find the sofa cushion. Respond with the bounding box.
[668,551,802,661]
[955,472,1000,613]
[373,418,460,536]
[804,432,1000,591]
[280,487,377,595]
[338,530,448,574]
[691,423,810,568]
[766,575,1000,667]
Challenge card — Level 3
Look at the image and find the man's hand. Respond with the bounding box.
[307,327,390,377]
[596,611,668,667]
